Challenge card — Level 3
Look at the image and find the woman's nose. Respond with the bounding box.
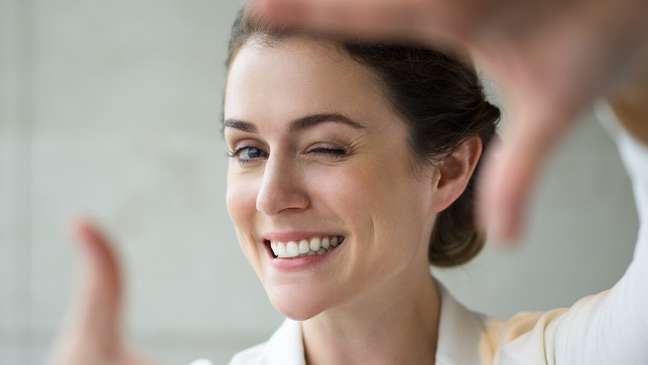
[256,157,309,215]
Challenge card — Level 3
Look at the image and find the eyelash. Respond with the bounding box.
[226,146,348,164]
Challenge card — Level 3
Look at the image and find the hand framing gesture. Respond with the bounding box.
[247,0,648,241]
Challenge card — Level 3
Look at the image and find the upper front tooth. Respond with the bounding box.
[286,241,299,257]
[299,239,310,254]
[309,237,321,251]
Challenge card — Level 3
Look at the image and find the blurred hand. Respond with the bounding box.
[247,0,648,241]
[48,218,156,365]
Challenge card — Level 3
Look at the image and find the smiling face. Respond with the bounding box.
[224,36,440,320]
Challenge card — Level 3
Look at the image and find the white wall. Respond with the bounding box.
[0,1,639,364]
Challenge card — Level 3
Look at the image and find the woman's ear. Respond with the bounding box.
[431,136,483,212]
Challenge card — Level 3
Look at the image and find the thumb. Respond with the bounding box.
[50,217,126,364]
[73,218,124,350]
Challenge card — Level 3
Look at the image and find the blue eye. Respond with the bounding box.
[227,146,267,163]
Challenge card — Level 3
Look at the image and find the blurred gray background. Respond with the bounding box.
[0,0,639,364]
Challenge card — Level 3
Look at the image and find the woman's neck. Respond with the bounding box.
[301,266,441,365]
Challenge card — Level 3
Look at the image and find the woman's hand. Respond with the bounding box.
[48,218,157,365]
[247,0,648,241]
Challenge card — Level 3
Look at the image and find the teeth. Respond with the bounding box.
[275,242,287,257]
[298,240,310,254]
[309,237,321,251]
[321,237,330,249]
[269,235,343,258]
[286,241,299,257]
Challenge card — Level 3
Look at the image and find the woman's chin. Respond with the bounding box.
[266,286,336,321]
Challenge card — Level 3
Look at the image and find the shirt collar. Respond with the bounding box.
[266,318,305,365]
[266,281,484,365]
[434,281,485,365]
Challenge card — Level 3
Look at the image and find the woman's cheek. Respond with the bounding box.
[312,161,376,203]
[226,175,262,259]
[226,172,259,221]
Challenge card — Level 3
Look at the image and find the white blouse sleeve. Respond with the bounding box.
[550,102,648,364]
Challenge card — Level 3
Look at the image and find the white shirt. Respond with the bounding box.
[191,103,648,365]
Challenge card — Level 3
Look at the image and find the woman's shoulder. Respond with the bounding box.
[479,308,566,363]
[479,289,609,364]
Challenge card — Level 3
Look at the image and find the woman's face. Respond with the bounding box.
[224,36,440,320]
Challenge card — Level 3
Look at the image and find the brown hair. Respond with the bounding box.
[225,10,501,267]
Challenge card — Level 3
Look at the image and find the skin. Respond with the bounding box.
[223,36,481,364]
[48,4,648,365]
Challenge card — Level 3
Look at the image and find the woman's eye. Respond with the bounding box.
[308,147,347,158]
[227,145,348,165]
[227,146,267,164]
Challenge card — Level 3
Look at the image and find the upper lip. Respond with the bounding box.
[261,231,344,242]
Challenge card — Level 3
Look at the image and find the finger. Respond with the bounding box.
[477,103,575,243]
[70,217,124,355]
[247,0,476,45]
[49,218,126,365]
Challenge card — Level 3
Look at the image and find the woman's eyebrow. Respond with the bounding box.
[223,113,366,133]
[289,113,366,132]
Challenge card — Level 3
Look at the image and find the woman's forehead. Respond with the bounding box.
[224,36,392,130]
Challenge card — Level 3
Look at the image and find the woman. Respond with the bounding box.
[49,8,648,365]
[222,11,496,364]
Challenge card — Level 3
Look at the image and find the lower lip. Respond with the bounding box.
[266,242,343,271]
